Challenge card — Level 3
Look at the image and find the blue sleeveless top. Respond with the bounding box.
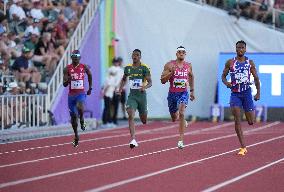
[229,57,251,93]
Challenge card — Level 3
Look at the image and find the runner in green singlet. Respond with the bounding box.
[117,49,152,148]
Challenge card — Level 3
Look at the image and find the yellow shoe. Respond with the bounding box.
[237,148,247,156]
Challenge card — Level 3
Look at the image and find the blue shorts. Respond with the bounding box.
[68,93,86,115]
[230,88,254,112]
[167,91,189,113]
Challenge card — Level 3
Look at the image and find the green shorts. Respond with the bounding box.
[126,91,147,115]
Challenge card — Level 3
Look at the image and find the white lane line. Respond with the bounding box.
[0,121,171,145]
[87,134,284,192]
[0,123,230,168]
[0,122,279,189]
[202,157,284,192]
[0,123,132,145]
[0,123,190,155]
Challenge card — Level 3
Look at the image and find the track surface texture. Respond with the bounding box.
[0,121,283,192]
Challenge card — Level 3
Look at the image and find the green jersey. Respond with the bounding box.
[124,63,151,93]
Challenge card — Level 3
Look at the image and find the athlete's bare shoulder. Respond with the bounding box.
[225,58,233,68]
[164,60,174,69]
[185,61,191,66]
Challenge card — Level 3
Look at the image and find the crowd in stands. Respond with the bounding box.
[205,0,284,28]
[0,0,88,95]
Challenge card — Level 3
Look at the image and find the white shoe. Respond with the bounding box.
[129,139,138,149]
[100,124,109,128]
[185,120,188,128]
[110,123,117,128]
[177,140,184,149]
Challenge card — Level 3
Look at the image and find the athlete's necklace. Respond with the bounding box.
[72,63,80,68]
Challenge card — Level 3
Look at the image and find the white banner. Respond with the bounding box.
[116,0,284,118]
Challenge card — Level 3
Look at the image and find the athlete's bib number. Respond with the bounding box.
[235,72,249,84]
[173,78,187,88]
[71,80,84,89]
[130,79,143,89]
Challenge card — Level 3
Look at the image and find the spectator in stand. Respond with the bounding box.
[0,32,20,59]
[49,28,65,57]
[3,82,19,128]
[0,16,7,35]
[12,47,41,85]
[21,0,33,16]
[24,32,39,51]
[18,81,27,94]
[30,0,46,21]
[7,32,22,57]
[54,12,70,46]
[64,0,80,22]
[24,31,51,77]
[250,0,271,23]
[274,0,284,27]
[4,81,28,128]
[274,0,284,10]
[0,51,12,76]
[7,32,17,49]
[76,0,88,12]
[0,82,3,95]
[34,32,58,75]
[24,18,41,38]
[9,0,28,34]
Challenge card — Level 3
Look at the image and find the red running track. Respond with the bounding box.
[0,121,283,192]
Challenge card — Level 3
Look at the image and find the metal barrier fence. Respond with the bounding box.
[0,94,48,130]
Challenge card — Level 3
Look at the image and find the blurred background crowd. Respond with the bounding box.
[0,0,88,95]
[205,0,284,28]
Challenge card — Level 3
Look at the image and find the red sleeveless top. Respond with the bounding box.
[67,63,85,95]
[169,60,191,93]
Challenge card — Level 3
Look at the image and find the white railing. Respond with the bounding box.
[46,0,101,108]
[0,94,48,130]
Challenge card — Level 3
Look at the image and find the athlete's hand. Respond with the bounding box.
[87,88,92,95]
[67,75,72,82]
[116,89,122,95]
[140,86,146,92]
[190,91,195,101]
[63,75,71,87]
[254,92,260,101]
[100,89,104,98]
[225,82,232,88]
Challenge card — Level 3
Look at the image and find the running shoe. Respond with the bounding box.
[129,139,138,149]
[237,147,247,156]
[177,140,184,149]
[80,120,86,131]
[72,138,79,147]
